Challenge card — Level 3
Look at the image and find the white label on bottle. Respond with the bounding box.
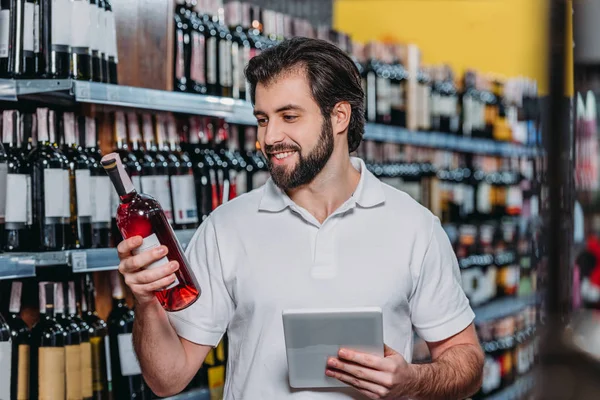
[477,183,492,214]
[52,0,72,46]
[88,4,98,51]
[71,0,91,48]
[91,176,112,223]
[0,10,9,58]
[5,174,28,223]
[76,170,92,217]
[101,9,109,55]
[153,175,173,223]
[140,176,155,197]
[190,31,206,84]
[104,336,112,382]
[34,4,40,52]
[26,176,32,225]
[132,233,180,289]
[171,175,198,225]
[0,164,7,221]
[44,169,67,218]
[117,333,142,377]
[24,2,35,51]
[219,40,232,87]
[0,341,11,400]
[207,37,217,85]
[132,175,142,193]
[62,169,71,218]
[231,41,240,98]
[110,12,118,60]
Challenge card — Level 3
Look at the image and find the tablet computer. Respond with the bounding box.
[282,306,384,389]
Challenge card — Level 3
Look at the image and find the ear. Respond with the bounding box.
[331,101,352,136]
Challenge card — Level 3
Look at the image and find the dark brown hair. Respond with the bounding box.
[245,37,365,153]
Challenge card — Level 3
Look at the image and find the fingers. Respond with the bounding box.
[338,349,395,373]
[119,245,169,274]
[325,368,390,399]
[327,357,393,388]
[132,272,179,292]
[125,261,179,286]
[117,236,143,259]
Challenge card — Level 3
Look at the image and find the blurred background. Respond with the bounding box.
[0,0,598,399]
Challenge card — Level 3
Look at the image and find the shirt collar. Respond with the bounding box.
[258,157,386,212]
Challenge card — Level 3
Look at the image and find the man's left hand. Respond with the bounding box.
[325,344,412,400]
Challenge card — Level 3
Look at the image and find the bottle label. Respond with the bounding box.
[65,344,82,400]
[100,9,109,55]
[175,30,185,81]
[132,233,180,289]
[63,169,71,218]
[107,12,118,59]
[190,32,206,84]
[231,41,240,98]
[71,0,91,49]
[44,169,69,218]
[0,342,11,399]
[6,174,29,223]
[219,40,232,87]
[238,45,250,93]
[24,2,35,52]
[90,337,105,392]
[26,175,32,225]
[39,346,66,399]
[171,175,199,225]
[51,0,72,47]
[376,77,391,117]
[0,10,8,58]
[76,169,93,217]
[207,37,217,85]
[18,344,30,399]
[117,333,143,376]
[104,336,112,388]
[91,176,112,223]
[34,4,40,53]
[88,4,98,51]
[140,176,156,198]
[9,281,23,313]
[154,175,174,223]
[80,342,93,398]
[0,163,7,222]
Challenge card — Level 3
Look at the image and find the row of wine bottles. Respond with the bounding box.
[0,108,270,252]
[0,0,118,82]
[0,272,227,400]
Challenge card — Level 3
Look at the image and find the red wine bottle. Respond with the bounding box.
[101,153,201,312]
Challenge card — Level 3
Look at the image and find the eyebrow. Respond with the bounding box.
[253,104,306,116]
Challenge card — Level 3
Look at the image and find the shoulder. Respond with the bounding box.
[378,181,436,235]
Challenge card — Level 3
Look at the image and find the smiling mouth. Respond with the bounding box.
[270,151,297,160]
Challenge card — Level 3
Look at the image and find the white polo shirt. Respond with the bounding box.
[168,157,475,399]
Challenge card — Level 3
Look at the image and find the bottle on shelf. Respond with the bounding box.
[214,0,233,98]
[389,44,409,128]
[6,0,36,77]
[185,116,215,221]
[70,0,92,80]
[30,282,66,400]
[99,0,109,83]
[188,1,208,94]
[62,111,94,249]
[89,0,103,82]
[0,307,11,400]
[107,270,145,399]
[483,76,498,140]
[28,108,69,251]
[7,281,30,400]
[438,65,459,134]
[81,273,111,399]
[102,153,201,311]
[416,66,432,131]
[173,0,191,92]
[70,279,94,400]
[39,0,71,78]
[81,116,113,248]
[204,0,220,96]
[3,110,32,251]
[214,119,237,202]
[105,0,117,83]
[0,0,9,77]
[243,125,269,191]
[225,0,252,101]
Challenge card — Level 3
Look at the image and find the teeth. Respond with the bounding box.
[274,151,294,160]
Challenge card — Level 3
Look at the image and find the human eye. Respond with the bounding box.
[283,114,298,123]
[256,117,268,127]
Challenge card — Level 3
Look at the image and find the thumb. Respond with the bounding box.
[384,344,399,357]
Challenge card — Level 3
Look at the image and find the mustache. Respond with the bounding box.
[264,143,301,154]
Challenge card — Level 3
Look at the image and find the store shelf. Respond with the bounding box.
[474,295,538,323]
[0,229,197,279]
[485,372,535,400]
[164,388,210,400]
[0,78,72,101]
[481,326,536,353]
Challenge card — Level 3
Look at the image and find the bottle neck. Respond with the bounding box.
[36,109,51,144]
[2,110,17,146]
[67,281,77,316]
[142,115,156,150]
[103,153,137,198]
[8,281,23,315]
[84,117,98,149]
[54,282,67,317]
[63,112,79,146]
[114,112,128,149]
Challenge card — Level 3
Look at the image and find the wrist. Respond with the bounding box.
[402,363,427,399]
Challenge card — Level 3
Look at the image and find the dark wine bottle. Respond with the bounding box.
[188,2,207,94]
[0,308,12,400]
[28,108,69,250]
[98,0,108,83]
[70,0,92,80]
[102,153,201,311]
[225,1,251,101]
[81,273,111,400]
[49,0,71,78]
[70,280,94,400]
[7,281,30,400]
[7,0,36,77]
[173,0,190,92]
[105,0,117,83]
[3,110,32,251]
[30,282,66,400]
[214,0,233,98]
[89,0,102,82]
[107,271,144,399]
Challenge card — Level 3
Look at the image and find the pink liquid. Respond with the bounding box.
[117,192,200,312]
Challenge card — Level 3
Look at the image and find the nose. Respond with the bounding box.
[262,119,286,146]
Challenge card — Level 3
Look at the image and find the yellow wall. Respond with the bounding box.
[334,0,550,93]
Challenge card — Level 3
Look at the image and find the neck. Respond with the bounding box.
[286,152,360,224]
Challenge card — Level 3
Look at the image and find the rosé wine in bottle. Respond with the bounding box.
[101,153,200,312]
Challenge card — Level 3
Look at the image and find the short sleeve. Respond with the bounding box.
[167,216,235,347]
[409,217,475,342]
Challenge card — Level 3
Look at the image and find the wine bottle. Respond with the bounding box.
[62,112,94,249]
[28,109,69,250]
[7,281,30,400]
[165,114,199,230]
[3,110,32,251]
[48,0,71,78]
[70,280,94,400]
[70,0,92,80]
[204,0,219,96]
[188,2,207,95]
[173,0,190,92]
[243,125,268,191]
[89,0,102,82]
[186,116,213,221]
[0,308,12,400]
[107,271,144,399]
[99,0,108,83]
[225,1,251,101]
[30,282,66,400]
[105,0,117,83]
[81,273,111,400]
[55,281,84,400]
[6,0,36,77]
[102,153,201,311]
[214,0,233,98]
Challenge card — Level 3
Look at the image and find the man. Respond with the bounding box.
[117,37,484,399]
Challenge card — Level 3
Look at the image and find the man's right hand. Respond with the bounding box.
[117,236,180,306]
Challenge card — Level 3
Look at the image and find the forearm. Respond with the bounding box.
[132,300,191,396]
[406,344,484,400]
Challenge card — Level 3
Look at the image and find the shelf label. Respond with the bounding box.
[71,251,88,272]
[75,82,91,99]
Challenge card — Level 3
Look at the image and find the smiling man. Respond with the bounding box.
[116,37,484,400]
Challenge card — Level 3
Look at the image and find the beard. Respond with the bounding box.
[265,118,334,191]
